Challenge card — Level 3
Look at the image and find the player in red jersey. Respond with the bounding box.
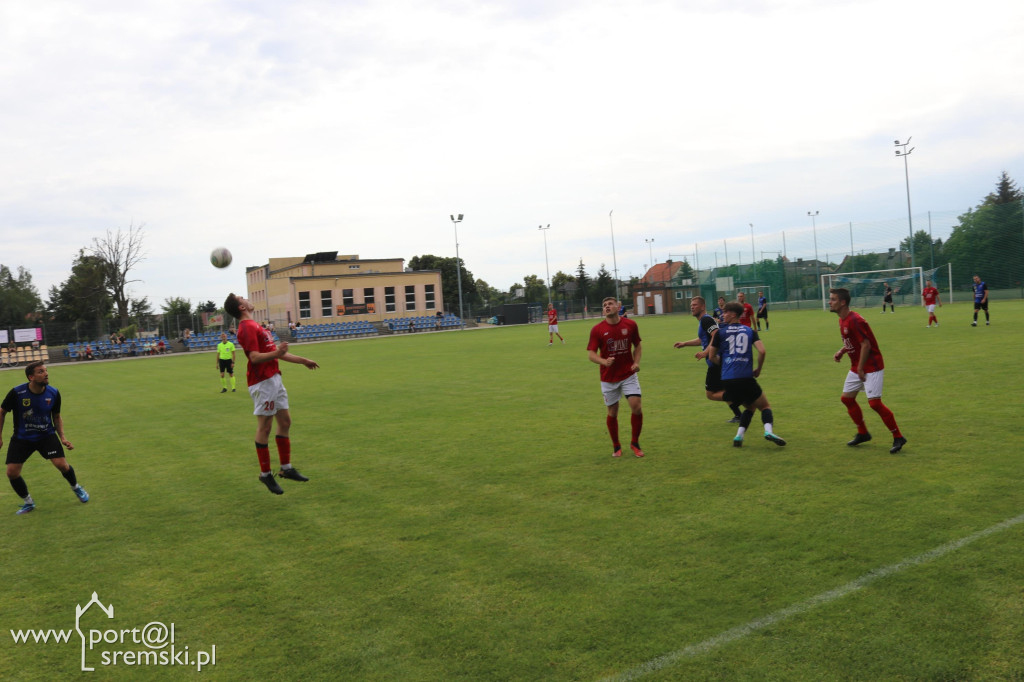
[736,292,755,328]
[587,297,644,458]
[829,288,906,454]
[225,293,320,494]
[546,303,564,346]
[921,280,942,327]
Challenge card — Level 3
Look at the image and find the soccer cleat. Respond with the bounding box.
[889,436,908,454]
[259,473,284,495]
[220,388,227,393]
[630,442,644,458]
[847,432,872,447]
[74,486,90,503]
[232,388,237,392]
[986,321,990,326]
[971,321,977,326]
[612,447,622,458]
[278,467,309,482]
[726,416,741,424]
[764,432,787,446]
[16,502,35,515]
[733,435,743,448]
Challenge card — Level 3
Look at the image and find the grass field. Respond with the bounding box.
[2,301,1023,681]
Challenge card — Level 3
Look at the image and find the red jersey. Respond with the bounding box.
[739,303,755,328]
[922,286,939,305]
[237,319,280,386]
[839,311,884,373]
[547,308,558,325]
[587,317,641,383]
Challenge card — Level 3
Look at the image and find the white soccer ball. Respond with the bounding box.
[210,247,233,269]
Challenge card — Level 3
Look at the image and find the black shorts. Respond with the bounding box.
[218,358,234,373]
[974,300,988,311]
[757,310,768,319]
[6,434,65,465]
[704,364,725,393]
[722,378,763,408]
[884,296,893,303]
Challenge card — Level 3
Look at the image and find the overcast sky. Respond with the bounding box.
[3,0,1023,309]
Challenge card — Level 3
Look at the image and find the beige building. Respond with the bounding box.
[245,251,445,325]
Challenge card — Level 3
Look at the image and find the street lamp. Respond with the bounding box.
[894,138,915,268]
[808,211,820,298]
[749,223,755,268]
[449,214,465,320]
[645,238,655,282]
[539,224,552,304]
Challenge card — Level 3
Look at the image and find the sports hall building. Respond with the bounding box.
[244,251,445,326]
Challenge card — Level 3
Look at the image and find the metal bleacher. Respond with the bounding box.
[290,321,378,341]
[386,314,464,333]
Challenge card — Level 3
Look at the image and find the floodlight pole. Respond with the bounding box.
[609,210,620,299]
[450,214,465,319]
[645,238,655,282]
[895,138,915,269]
[808,211,820,299]
[539,224,552,304]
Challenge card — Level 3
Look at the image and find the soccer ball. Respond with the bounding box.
[210,247,233,269]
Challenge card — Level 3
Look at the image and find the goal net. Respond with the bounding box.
[822,266,924,310]
[736,285,772,304]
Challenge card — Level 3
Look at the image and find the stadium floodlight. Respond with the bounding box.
[609,210,620,299]
[539,224,551,304]
[808,211,821,301]
[894,138,916,269]
[450,214,465,320]
[645,238,655,282]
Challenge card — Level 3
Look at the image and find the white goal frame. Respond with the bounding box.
[821,267,923,311]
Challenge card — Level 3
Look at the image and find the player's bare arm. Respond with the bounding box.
[54,414,73,450]
[282,353,320,370]
[588,350,613,368]
[631,341,642,372]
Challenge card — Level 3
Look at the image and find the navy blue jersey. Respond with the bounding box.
[1,383,62,441]
[713,306,725,323]
[697,314,719,368]
[710,323,761,380]
[758,296,767,312]
[973,280,987,302]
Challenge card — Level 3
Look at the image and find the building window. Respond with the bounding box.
[424,284,436,310]
[363,287,375,305]
[675,291,683,300]
[348,264,360,269]
[405,285,416,312]
[321,290,333,317]
[385,286,396,313]
[298,291,311,319]
[342,289,354,307]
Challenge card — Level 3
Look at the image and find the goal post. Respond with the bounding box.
[736,285,772,303]
[822,267,924,311]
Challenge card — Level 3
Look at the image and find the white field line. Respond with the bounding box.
[601,512,1024,682]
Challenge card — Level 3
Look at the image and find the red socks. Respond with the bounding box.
[275,435,291,466]
[255,443,271,474]
[841,395,867,433]
[630,413,643,444]
[606,415,620,449]
[868,398,902,438]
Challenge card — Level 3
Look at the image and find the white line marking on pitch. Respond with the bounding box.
[600,512,1024,682]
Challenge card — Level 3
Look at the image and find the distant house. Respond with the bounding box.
[633,260,701,315]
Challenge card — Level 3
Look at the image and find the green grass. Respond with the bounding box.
[2,301,1023,680]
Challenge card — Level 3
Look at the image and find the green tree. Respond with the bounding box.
[0,264,43,326]
[550,271,575,293]
[899,230,944,270]
[521,274,547,303]
[674,260,695,281]
[594,264,616,301]
[196,301,217,313]
[409,254,481,313]
[46,251,113,324]
[942,173,1024,289]
[161,297,192,316]
[575,260,591,307]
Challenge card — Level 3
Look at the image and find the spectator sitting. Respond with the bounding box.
[84,344,94,360]
[157,339,166,354]
[128,341,138,356]
[435,311,443,330]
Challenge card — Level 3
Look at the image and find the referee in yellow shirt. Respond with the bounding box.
[216,332,236,393]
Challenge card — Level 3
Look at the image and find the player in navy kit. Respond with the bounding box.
[708,302,786,448]
[1,362,89,515]
[673,296,743,423]
[971,275,989,326]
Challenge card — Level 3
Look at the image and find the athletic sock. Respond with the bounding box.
[868,398,902,438]
[255,442,272,474]
[10,475,29,498]
[761,409,774,433]
[275,435,291,467]
[230,376,236,390]
[729,403,742,418]
[221,377,227,389]
[841,395,868,433]
[630,413,643,444]
[61,465,78,487]
[606,415,620,449]
[739,409,755,430]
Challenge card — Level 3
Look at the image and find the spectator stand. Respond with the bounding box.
[291,321,377,342]
[386,314,464,333]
